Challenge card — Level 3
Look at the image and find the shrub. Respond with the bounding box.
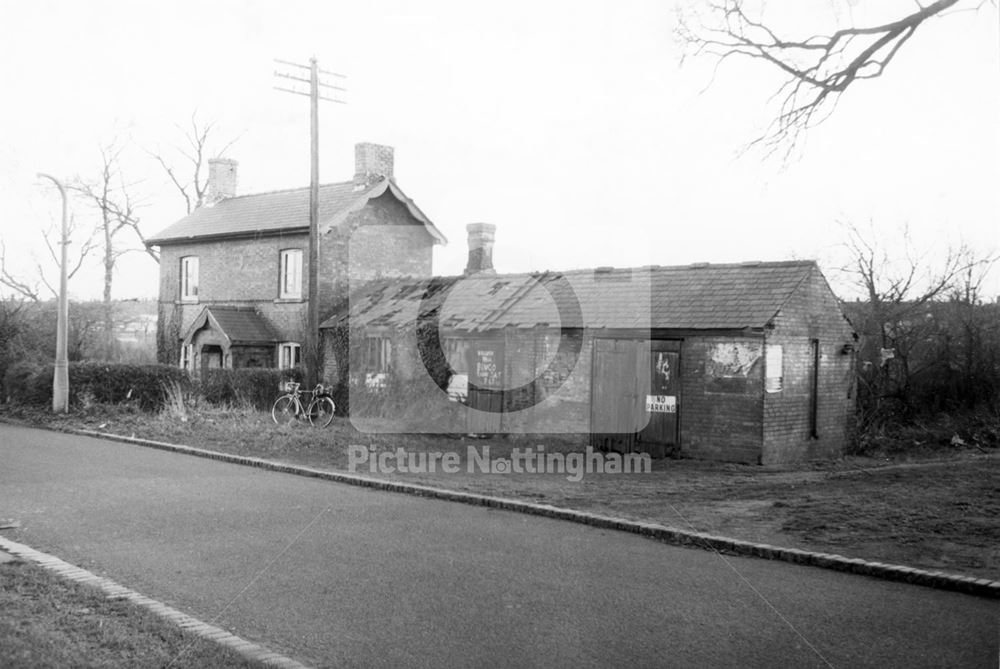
[202,367,303,411]
[3,360,50,406]
[69,363,191,410]
[2,361,191,411]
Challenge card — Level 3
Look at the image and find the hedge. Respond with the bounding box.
[201,367,303,411]
[2,361,190,410]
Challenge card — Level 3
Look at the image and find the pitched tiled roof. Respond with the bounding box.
[147,178,446,245]
[182,306,278,345]
[322,261,820,332]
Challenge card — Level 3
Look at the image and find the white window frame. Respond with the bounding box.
[180,256,199,302]
[279,249,303,299]
[364,336,392,373]
[278,342,301,370]
[180,344,194,372]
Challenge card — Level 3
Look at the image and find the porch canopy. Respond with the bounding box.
[182,306,279,369]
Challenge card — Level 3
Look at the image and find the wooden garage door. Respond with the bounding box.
[591,338,679,457]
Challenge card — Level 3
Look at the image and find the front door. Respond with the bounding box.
[201,345,223,377]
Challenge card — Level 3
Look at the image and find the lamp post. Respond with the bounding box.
[37,173,69,413]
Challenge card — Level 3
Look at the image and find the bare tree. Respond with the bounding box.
[0,215,97,303]
[73,138,160,359]
[840,221,994,423]
[678,0,986,155]
[147,112,239,214]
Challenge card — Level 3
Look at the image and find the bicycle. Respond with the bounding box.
[271,381,336,427]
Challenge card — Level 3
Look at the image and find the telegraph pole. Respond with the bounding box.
[37,173,69,413]
[274,57,345,387]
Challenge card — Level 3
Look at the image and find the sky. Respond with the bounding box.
[1,0,998,302]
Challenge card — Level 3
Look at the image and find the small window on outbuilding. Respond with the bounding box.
[363,337,392,373]
[765,344,783,393]
[809,339,820,438]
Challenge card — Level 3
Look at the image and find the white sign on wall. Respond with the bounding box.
[645,395,676,413]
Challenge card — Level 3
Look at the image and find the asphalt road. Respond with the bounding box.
[0,424,996,668]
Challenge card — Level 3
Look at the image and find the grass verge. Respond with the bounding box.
[4,403,999,581]
[0,557,263,669]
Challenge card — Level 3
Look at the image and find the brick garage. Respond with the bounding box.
[146,143,445,374]
[324,253,856,464]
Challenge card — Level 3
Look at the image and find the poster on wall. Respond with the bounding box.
[705,342,762,393]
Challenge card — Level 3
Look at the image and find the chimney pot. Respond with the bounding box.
[465,223,496,275]
[354,142,394,186]
[206,158,238,205]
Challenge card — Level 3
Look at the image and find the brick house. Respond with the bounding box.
[323,225,857,464]
[146,143,446,376]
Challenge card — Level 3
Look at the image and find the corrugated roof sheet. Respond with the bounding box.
[183,306,278,345]
[147,178,446,245]
[322,261,818,332]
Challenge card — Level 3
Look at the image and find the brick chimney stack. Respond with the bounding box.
[205,158,238,205]
[353,142,394,187]
[464,223,496,275]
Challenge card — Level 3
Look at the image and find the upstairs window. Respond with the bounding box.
[278,342,301,370]
[180,256,199,301]
[279,249,303,299]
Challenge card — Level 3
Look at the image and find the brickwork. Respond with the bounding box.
[156,190,432,368]
[321,192,434,319]
[678,335,765,463]
[206,158,238,203]
[354,143,394,183]
[762,269,856,464]
[158,236,309,352]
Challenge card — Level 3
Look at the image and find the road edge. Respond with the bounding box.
[0,535,311,669]
[29,425,1000,599]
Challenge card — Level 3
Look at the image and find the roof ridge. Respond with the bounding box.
[215,179,363,202]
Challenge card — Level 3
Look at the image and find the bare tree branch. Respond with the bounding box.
[145,112,240,214]
[678,0,970,157]
[0,241,42,301]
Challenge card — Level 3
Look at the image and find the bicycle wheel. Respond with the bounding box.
[308,396,336,428]
[272,395,298,425]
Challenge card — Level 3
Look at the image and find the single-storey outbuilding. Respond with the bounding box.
[322,238,856,464]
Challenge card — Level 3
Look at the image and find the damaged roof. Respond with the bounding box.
[146,178,446,245]
[321,260,820,332]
